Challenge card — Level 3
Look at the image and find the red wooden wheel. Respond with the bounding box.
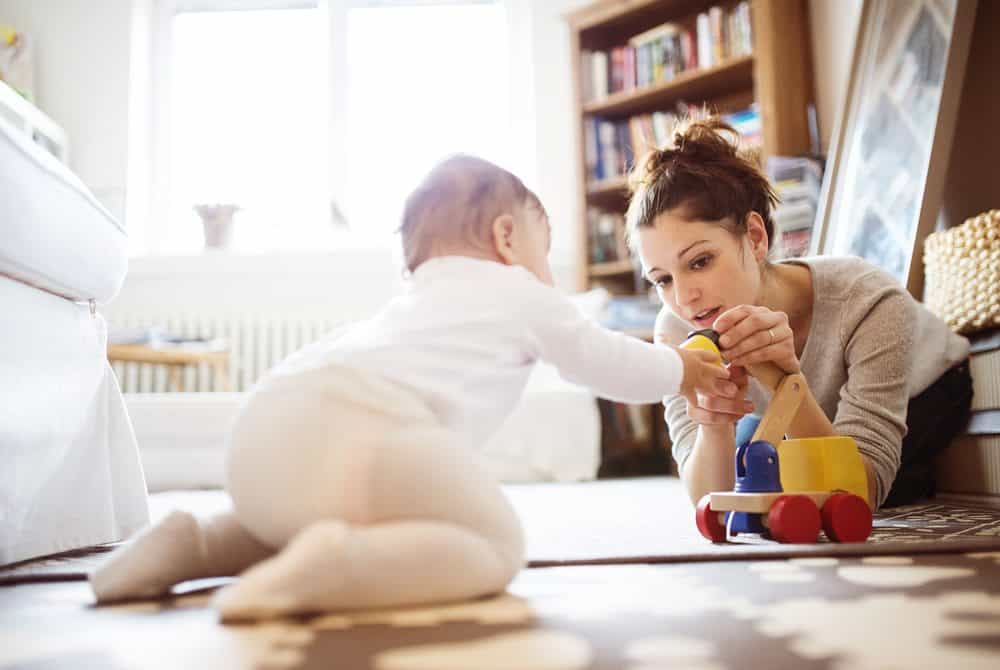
[821,493,872,543]
[767,495,821,544]
[695,495,727,543]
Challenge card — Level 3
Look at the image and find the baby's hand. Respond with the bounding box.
[676,347,736,404]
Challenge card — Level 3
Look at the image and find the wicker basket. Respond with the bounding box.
[923,209,1000,335]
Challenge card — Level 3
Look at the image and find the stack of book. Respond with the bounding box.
[580,2,752,103]
[587,208,628,264]
[108,326,226,350]
[600,294,660,334]
[937,329,1000,498]
[766,155,824,259]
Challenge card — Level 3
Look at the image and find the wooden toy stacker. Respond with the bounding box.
[681,330,873,544]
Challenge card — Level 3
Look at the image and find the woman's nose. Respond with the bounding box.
[674,279,700,307]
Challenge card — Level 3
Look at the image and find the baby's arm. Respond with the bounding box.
[524,286,730,404]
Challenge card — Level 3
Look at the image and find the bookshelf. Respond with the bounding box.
[567,0,815,294]
[566,0,816,476]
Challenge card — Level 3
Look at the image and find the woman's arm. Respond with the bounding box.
[672,404,738,505]
[657,309,752,505]
[832,289,915,508]
[714,289,909,509]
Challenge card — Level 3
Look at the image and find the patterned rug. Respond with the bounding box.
[2,552,999,669]
[4,478,1000,584]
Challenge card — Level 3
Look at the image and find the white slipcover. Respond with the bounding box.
[0,115,148,565]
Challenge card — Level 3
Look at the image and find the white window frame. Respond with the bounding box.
[134,0,528,256]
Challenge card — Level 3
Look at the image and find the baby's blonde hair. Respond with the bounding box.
[399,154,542,273]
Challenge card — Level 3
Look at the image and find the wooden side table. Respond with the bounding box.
[108,343,232,392]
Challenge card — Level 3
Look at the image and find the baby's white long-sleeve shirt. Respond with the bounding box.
[266,256,683,446]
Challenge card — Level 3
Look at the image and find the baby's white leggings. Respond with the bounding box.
[91,364,525,618]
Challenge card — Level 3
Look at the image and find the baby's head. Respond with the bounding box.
[399,155,553,285]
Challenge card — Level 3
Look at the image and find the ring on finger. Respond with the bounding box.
[768,328,776,344]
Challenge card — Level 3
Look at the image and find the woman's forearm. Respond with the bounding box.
[680,423,736,506]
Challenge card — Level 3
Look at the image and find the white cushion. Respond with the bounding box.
[0,115,127,303]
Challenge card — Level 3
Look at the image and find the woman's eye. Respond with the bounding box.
[655,276,672,287]
[691,254,712,270]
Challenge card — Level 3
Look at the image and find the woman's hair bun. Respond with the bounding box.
[631,115,741,191]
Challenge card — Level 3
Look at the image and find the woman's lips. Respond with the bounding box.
[691,307,720,328]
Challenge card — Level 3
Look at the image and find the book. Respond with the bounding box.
[937,433,1000,496]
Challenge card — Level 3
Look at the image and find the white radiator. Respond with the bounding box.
[105,312,345,393]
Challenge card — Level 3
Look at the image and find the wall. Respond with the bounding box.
[939,0,1000,229]
[1,0,862,297]
[106,249,404,318]
[0,0,133,222]
[520,0,592,288]
[808,0,862,154]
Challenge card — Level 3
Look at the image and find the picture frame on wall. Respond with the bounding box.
[811,0,977,298]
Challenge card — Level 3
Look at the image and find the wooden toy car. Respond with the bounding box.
[681,330,873,544]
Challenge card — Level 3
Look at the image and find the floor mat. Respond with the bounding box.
[513,478,1000,565]
[5,478,1000,584]
[2,552,999,669]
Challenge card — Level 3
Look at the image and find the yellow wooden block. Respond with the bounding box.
[777,436,869,505]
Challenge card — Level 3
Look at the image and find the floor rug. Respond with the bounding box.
[3,551,999,669]
[5,478,1000,584]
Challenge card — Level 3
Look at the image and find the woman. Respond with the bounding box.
[627,116,971,509]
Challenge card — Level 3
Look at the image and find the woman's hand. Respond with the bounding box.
[713,305,800,374]
[686,364,754,426]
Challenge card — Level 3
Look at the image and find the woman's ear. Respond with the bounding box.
[491,214,518,265]
[745,211,769,262]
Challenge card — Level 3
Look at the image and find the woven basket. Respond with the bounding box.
[923,209,1000,335]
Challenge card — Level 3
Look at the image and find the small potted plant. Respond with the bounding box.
[193,203,241,251]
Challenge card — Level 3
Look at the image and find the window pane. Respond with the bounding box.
[345,2,510,238]
[167,8,329,253]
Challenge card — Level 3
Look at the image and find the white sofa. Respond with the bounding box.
[0,114,148,565]
[127,360,601,492]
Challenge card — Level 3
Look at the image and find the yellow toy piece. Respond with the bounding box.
[679,329,724,366]
[778,436,870,505]
[1,25,17,46]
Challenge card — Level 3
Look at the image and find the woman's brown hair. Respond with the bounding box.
[625,115,779,252]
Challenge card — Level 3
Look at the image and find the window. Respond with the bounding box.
[161,5,329,253]
[141,0,514,254]
[345,1,511,238]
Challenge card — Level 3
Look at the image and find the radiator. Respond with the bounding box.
[105,312,345,393]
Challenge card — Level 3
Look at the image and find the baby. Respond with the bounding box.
[91,155,732,620]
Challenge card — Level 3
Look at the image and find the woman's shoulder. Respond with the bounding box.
[787,255,908,302]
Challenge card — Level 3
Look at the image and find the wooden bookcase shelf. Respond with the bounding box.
[589,259,636,277]
[586,176,629,196]
[566,0,816,477]
[582,54,754,118]
[568,0,816,293]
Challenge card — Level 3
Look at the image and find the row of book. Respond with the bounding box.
[580,2,753,104]
[584,105,762,184]
[587,153,824,265]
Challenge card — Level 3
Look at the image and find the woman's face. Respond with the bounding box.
[637,210,765,331]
